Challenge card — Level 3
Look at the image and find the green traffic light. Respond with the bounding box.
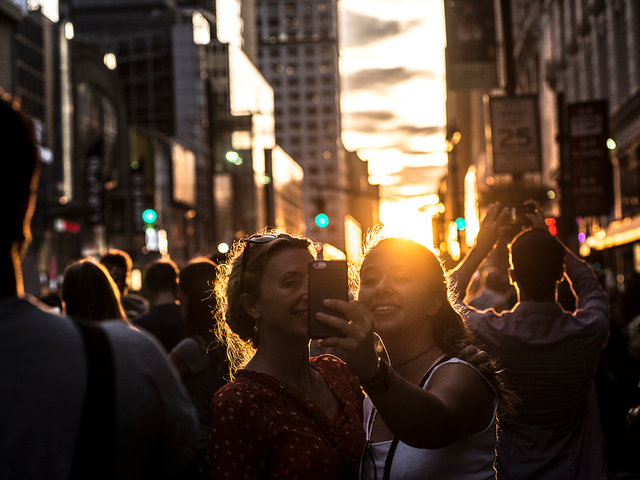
[315,213,329,228]
[142,209,157,224]
[455,217,466,230]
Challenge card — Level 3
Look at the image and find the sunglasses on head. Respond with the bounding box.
[238,234,281,294]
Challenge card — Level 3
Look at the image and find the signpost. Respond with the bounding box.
[567,100,612,216]
[489,96,541,174]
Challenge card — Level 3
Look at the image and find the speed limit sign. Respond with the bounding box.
[489,96,541,174]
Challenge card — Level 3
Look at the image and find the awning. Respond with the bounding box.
[586,214,640,250]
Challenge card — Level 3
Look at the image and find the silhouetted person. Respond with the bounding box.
[453,202,610,480]
[61,259,127,322]
[100,249,148,319]
[0,93,198,479]
[169,259,228,472]
[134,258,186,351]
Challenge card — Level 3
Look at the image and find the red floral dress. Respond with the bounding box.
[208,355,365,479]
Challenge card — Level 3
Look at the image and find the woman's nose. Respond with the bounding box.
[375,276,392,294]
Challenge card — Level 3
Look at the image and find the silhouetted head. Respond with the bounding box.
[179,258,218,337]
[144,258,179,300]
[484,268,508,293]
[509,229,565,301]
[0,93,40,256]
[62,259,126,321]
[100,249,132,295]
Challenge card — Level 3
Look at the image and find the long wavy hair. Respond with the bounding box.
[354,227,516,415]
[213,230,318,376]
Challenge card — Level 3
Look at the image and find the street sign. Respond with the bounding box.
[567,100,612,216]
[489,96,541,174]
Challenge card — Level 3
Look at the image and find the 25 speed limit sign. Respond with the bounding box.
[489,96,541,174]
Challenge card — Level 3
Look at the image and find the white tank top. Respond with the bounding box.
[360,357,498,480]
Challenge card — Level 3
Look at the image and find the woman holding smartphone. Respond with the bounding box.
[317,226,515,480]
[208,231,364,479]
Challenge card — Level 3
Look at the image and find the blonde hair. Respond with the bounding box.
[213,229,318,376]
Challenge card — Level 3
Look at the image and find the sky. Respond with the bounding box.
[38,0,448,245]
[339,0,447,244]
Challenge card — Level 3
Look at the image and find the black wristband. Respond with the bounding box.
[358,357,395,394]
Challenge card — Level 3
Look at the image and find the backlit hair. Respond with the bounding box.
[213,229,317,375]
[62,259,127,322]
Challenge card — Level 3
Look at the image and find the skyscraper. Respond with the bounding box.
[255,0,347,248]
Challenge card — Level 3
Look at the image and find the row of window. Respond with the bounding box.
[274,105,335,116]
[276,121,335,132]
[118,58,172,78]
[115,36,170,58]
[275,92,335,104]
[264,33,333,44]
[262,14,332,28]
[271,63,334,74]
[269,76,334,88]
[261,46,333,58]
[285,148,336,162]
[263,3,329,15]
[285,135,336,147]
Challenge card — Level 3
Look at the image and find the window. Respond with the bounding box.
[136,60,147,76]
[134,38,146,54]
[289,106,300,115]
[307,106,318,115]
[118,40,129,56]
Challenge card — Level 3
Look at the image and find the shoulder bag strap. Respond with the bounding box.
[382,355,451,480]
[237,370,355,479]
[70,320,116,480]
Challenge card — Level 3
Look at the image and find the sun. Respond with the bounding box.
[378,199,435,249]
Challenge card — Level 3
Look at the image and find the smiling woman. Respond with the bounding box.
[209,230,365,479]
[316,228,516,479]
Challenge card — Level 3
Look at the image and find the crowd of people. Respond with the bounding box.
[2,92,640,479]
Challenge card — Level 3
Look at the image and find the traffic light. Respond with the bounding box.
[142,209,157,225]
[545,217,557,236]
[315,213,329,228]
[455,217,466,230]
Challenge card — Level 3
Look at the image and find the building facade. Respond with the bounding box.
[255,0,348,249]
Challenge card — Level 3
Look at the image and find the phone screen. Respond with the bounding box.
[308,260,348,339]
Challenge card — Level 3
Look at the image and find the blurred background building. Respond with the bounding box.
[255,0,353,250]
[440,0,640,298]
[0,0,378,295]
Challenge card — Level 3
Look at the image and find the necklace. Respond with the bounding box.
[392,344,438,369]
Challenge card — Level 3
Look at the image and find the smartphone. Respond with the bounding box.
[506,204,535,226]
[308,260,348,339]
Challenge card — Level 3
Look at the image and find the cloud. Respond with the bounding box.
[341,11,423,48]
[343,112,444,140]
[344,67,439,92]
[394,125,445,137]
[381,165,448,197]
